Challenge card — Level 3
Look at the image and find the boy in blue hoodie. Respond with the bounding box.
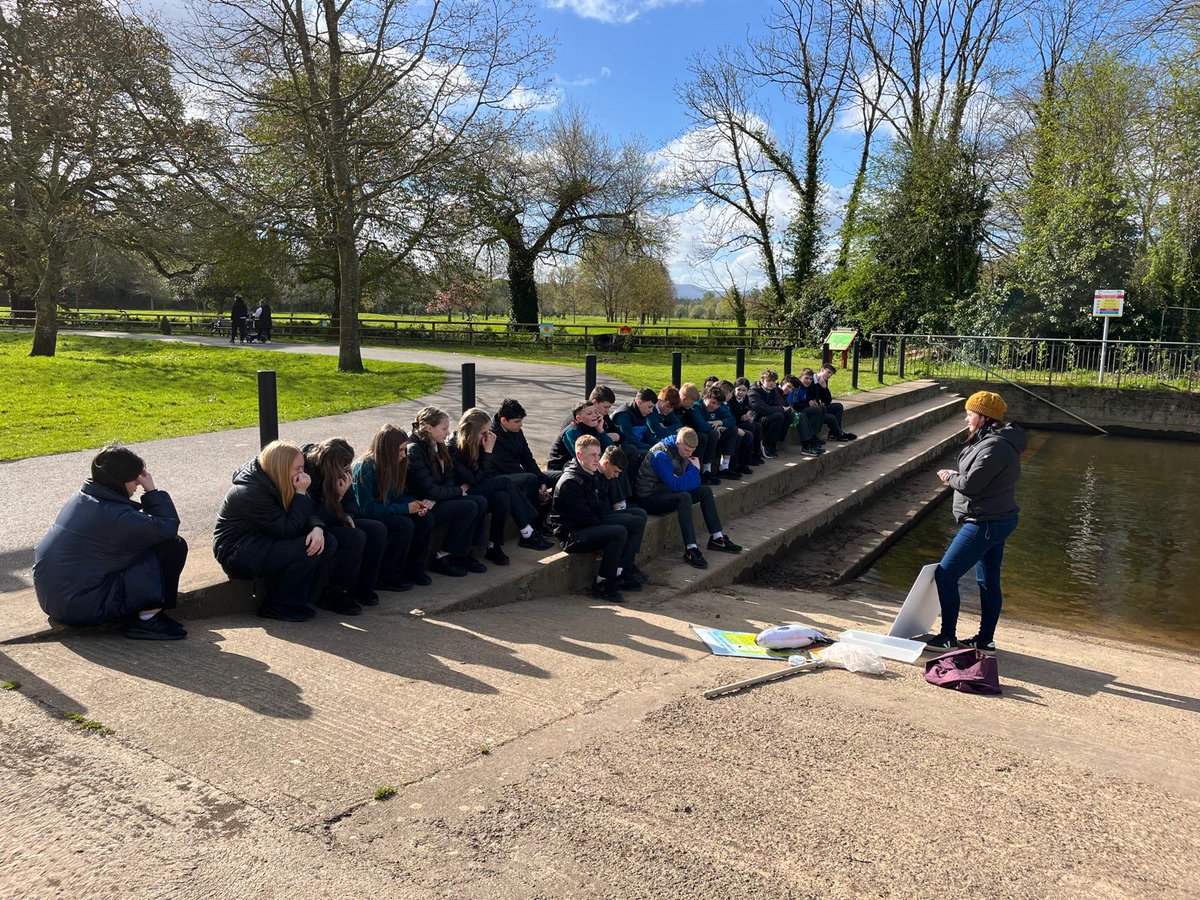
[613,388,658,454]
[632,427,743,569]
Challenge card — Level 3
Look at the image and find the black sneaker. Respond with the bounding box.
[358,590,381,607]
[125,612,187,641]
[625,565,648,584]
[484,546,510,566]
[377,580,414,593]
[707,535,744,554]
[840,432,858,441]
[590,579,625,603]
[761,445,778,459]
[457,554,488,574]
[404,571,433,587]
[683,547,709,569]
[719,468,742,481]
[800,444,821,457]
[430,556,468,578]
[962,636,997,653]
[518,533,555,551]
[316,592,363,616]
[924,634,961,652]
[618,571,644,592]
[737,465,754,475]
[258,604,316,622]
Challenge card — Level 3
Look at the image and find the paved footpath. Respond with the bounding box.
[0,332,631,594]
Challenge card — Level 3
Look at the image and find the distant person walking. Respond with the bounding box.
[254,300,272,343]
[230,293,248,343]
[927,391,1026,653]
[33,444,189,640]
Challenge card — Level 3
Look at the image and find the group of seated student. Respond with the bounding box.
[34,369,853,634]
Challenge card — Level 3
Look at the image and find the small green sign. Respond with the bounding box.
[825,328,858,351]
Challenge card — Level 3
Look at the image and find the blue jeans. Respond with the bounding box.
[934,514,1018,642]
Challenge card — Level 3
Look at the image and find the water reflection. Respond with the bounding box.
[860,432,1200,653]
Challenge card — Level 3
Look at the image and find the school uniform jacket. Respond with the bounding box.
[612,401,655,451]
[404,439,463,501]
[213,460,324,568]
[547,461,607,539]
[748,382,787,420]
[634,435,701,499]
[489,414,552,483]
[448,435,500,488]
[33,481,182,626]
[352,459,417,519]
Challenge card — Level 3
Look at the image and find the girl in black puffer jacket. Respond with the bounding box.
[405,406,488,578]
[213,440,336,621]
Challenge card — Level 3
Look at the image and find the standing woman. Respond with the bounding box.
[213,440,335,621]
[352,424,436,590]
[33,444,188,640]
[928,391,1027,652]
[449,408,554,566]
[405,407,488,578]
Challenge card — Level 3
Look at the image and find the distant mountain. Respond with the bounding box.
[672,282,709,301]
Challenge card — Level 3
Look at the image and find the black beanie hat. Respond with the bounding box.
[91,444,145,494]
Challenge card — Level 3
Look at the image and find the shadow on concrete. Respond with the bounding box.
[0,547,35,592]
[62,628,313,719]
[0,649,87,719]
[1001,650,1200,715]
[259,610,551,695]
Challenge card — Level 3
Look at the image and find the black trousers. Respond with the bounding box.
[326,520,387,598]
[429,495,487,555]
[604,508,646,571]
[147,537,189,611]
[230,316,248,343]
[563,524,627,580]
[365,512,435,582]
[638,486,722,547]
[222,534,336,612]
[711,425,740,461]
[756,411,788,450]
[794,405,825,443]
[470,475,538,544]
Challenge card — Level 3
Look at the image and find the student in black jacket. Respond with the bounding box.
[548,435,638,602]
[816,365,856,441]
[490,398,556,526]
[33,443,188,640]
[725,379,764,466]
[450,408,554,566]
[214,440,336,621]
[406,406,488,578]
[612,388,658,455]
[230,293,248,344]
[781,373,826,456]
[747,369,789,458]
[304,438,387,613]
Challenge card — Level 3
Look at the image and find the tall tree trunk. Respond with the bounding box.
[793,129,822,287]
[334,224,362,372]
[507,244,539,326]
[30,242,64,357]
[837,137,873,272]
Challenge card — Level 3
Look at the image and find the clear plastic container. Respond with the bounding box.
[837,629,926,663]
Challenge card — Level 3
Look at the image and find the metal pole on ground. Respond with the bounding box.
[898,337,907,378]
[783,345,793,377]
[822,343,831,367]
[876,337,886,384]
[585,354,597,398]
[257,370,278,449]
[735,347,745,380]
[461,362,476,412]
[851,340,860,389]
[672,351,683,388]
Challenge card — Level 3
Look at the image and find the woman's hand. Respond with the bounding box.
[293,470,312,492]
[460,483,470,495]
[336,471,352,498]
[420,499,435,516]
[136,470,157,493]
[937,469,956,484]
[482,430,497,452]
[408,500,424,515]
[305,527,325,556]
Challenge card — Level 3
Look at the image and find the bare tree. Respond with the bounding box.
[181,0,550,371]
[475,106,666,325]
[673,53,788,304]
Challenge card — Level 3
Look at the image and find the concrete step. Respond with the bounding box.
[4,380,964,641]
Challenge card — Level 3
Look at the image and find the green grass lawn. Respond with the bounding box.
[0,334,443,460]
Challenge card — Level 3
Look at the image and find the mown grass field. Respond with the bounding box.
[0,334,443,460]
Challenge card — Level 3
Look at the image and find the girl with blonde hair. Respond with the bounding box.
[213,440,334,621]
[449,408,554,566]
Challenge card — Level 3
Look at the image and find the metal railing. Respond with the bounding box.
[2,309,804,351]
[871,333,1200,393]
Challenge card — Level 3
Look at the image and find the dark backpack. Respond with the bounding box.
[924,649,1002,695]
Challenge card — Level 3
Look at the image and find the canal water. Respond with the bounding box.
[859,431,1200,653]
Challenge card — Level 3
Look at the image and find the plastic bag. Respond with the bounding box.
[815,642,887,675]
[755,624,829,650]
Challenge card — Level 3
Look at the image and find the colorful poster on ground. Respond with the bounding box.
[691,626,798,661]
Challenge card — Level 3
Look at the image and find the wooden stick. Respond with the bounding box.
[703,659,822,699]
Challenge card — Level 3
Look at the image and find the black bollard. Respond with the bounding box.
[876,337,886,383]
[257,370,278,449]
[672,351,682,388]
[822,343,831,367]
[735,347,745,380]
[461,362,476,413]
[783,345,793,377]
[898,337,908,378]
[585,354,597,399]
[851,340,860,389]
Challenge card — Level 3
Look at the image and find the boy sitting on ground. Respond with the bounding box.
[816,366,857,441]
[613,388,658,456]
[747,370,789,458]
[633,427,743,569]
[548,436,645,602]
[781,373,826,456]
[490,397,558,523]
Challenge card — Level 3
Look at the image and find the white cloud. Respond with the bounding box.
[546,0,701,26]
[600,66,612,78]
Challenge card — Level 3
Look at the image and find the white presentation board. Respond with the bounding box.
[887,563,942,639]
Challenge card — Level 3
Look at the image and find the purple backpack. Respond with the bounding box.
[924,649,1002,695]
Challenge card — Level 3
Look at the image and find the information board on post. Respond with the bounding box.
[1094,289,1125,383]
